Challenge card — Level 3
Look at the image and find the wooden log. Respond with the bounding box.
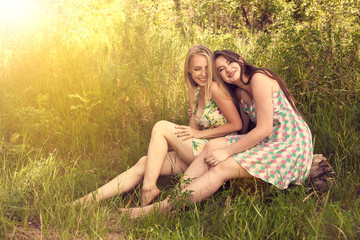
[306,154,335,192]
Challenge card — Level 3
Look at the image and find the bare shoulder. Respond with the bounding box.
[209,81,220,91]
[251,72,275,90]
[210,81,230,100]
[252,72,280,92]
[252,72,271,83]
[210,81,221,96]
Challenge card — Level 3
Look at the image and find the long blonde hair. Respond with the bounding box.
[184,45,214,101]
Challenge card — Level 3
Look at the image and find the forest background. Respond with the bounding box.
[0,0,359,239]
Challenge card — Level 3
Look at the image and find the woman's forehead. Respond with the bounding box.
[215,56,227,65]
[190,54,208,64]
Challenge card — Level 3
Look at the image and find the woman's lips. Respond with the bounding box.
[198,78,207,84]
[228,70,235,78]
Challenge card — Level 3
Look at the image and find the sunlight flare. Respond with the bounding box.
[0,0,37,26]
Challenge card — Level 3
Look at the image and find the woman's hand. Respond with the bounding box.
[204,149,231,167]
[175,126,200,141]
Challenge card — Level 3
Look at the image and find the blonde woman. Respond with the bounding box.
[73,45,246,206]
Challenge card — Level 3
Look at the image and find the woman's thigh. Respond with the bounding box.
[153,120,195,164]
[210,156,252,181]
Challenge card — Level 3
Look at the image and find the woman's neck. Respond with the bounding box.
[234,75,251,91]
[198,86,205,94]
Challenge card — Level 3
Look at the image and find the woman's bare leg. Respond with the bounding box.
[73,151,188,205]
[180,138,227,185]
[126,156,252,218]
[142,120,195,205]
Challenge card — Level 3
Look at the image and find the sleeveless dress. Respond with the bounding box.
[192,88,229,156]
[226,90,313,189]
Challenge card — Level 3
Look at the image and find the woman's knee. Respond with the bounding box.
[203,138,226,152]
[133,156,147,175]
[137,156,147,165]
[208,162,227,176]
[209,165,232,182]
[152,120,175,135]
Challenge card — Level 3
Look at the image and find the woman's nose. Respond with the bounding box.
[201,69,207,76]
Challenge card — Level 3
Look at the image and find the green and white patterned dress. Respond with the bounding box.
[226,90,313,189]
[192,88,230,156]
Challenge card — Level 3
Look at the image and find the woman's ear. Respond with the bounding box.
[238,57,244,64]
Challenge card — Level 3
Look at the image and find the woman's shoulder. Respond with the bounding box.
[252,71,272,82]
[251,72,276,89]
[210,81,230,100]
[209,81,222,97]
[209,81,220,90]
[251,71,280,93]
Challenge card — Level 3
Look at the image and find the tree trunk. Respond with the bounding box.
[306,154,335,192]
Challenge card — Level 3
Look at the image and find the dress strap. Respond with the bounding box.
[193,87,200,115]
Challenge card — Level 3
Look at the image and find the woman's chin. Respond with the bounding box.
[224,79,237,85]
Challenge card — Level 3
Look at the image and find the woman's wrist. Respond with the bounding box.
[195,129,202,139]
[226,145,236,157]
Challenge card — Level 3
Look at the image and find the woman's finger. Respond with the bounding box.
[176,125,189,129]
[182,133,194,140]
[181,136,191,141]
[205,154,212,164]
[175,128,191,135]
[209,160,216,167]
[176,133,187,137]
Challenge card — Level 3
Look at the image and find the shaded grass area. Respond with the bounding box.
[4,178,359,239]
[1,150,359,239]
[0,0,359,239]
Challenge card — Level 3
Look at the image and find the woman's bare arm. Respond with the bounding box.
[205,74,276,165]
[187,87,199,130]
[194,82,243,139]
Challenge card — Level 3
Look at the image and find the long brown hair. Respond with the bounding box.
[214,50,301,116]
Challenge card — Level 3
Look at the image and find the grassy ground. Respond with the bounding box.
[0,0,359,239]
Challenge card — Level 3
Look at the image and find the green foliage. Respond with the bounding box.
[0,0,359,238]
[167,174,195,210]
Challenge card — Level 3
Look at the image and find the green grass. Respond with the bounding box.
[0,0,359,239]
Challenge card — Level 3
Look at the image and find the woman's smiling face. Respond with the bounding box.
[189,54,208,87]
[215,56,241,84]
